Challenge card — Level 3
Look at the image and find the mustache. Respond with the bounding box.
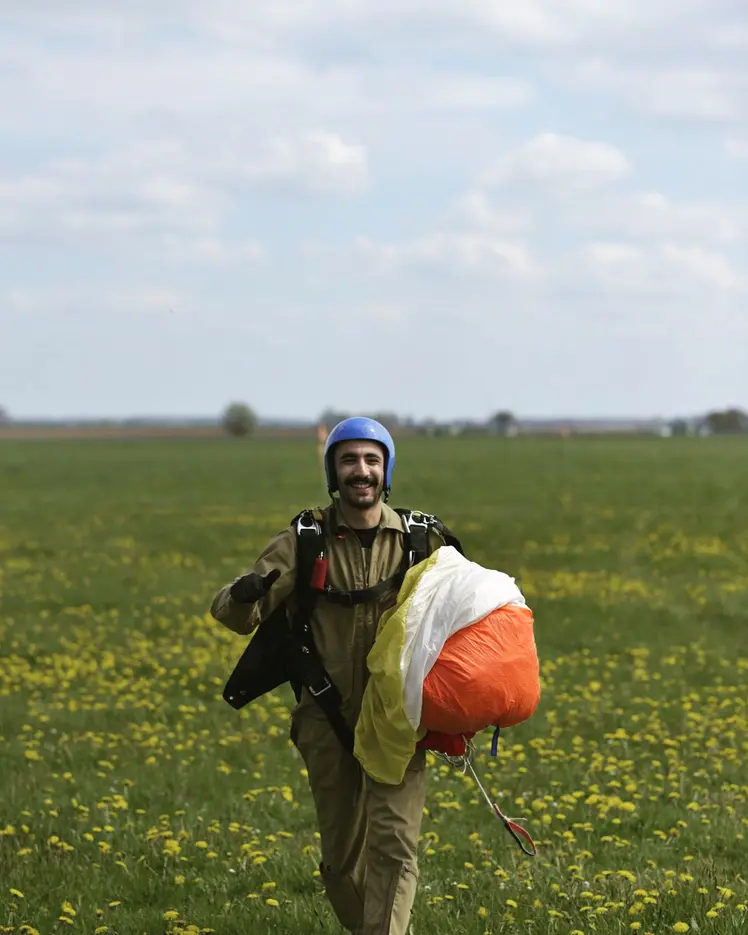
[345,476,377,486]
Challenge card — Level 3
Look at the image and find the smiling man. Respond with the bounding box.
[210,417,455,935]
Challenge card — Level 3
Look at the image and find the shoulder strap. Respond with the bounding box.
[288,509,355,754]
[396,509,467,565]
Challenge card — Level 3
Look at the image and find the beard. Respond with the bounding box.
[339,476,383,510]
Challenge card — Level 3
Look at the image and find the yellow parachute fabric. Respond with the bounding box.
[353,551,439,785]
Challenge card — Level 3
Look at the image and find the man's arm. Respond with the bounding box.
[209,527,297,635]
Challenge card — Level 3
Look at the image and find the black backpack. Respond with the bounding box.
[222,507,464,752]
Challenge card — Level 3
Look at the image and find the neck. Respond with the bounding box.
[336,499,383,530]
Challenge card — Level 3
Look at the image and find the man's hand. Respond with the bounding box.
[229,569,281,604]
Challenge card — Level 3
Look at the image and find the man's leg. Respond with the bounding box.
[292,710,367,933]
[362,749,427,935]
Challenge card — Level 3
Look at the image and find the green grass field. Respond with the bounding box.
[1,436,747,935]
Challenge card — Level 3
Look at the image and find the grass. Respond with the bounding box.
[1,435,747,934]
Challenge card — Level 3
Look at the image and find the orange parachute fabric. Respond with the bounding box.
[420,603,540,736]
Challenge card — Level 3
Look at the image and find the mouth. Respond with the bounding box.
[347,480,375,490]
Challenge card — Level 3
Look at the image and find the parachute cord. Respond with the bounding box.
[434,734,537,858]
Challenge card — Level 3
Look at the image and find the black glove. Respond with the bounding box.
[229,569,281,604]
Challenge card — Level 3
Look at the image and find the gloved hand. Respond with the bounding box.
[229,569,281,604]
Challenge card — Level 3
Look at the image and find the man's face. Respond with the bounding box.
[334,440,386,510]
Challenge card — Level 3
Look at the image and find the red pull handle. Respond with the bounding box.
[310,556,328,590]
[493,804,537,857]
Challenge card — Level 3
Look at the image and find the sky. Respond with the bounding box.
[1,2,747,422]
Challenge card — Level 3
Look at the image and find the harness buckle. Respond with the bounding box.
[308,676,333,697]
[401,510,434,532]
[296,511,321,537]
[401,511,435,566]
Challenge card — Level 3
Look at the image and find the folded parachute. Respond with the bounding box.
[354,546,540,785]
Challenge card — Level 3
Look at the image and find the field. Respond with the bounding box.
[1,436,747,935]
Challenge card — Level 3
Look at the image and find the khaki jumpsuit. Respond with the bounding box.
[210,502,445,935]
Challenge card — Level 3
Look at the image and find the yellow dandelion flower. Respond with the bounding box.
[672,924,689,933]
[163,910,179,921]
[10,889,25,899]
[266,898,280,907]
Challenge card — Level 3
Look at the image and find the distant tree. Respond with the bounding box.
[490,410,516,436]
[703,408,748,435]
[319,408,350,431]
[0,406,10,425]
[222,402,257,437]
[368,412,400,431]
[669,419,689,437]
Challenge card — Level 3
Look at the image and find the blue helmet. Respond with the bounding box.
[324,417,396,497]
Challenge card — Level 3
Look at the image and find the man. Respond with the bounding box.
[210,417,451,935]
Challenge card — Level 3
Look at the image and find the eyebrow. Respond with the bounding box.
[340,452,382,461]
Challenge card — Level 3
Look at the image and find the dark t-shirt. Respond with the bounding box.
[354,526,378,550]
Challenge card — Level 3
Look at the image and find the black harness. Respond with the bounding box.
[222,507,464,752]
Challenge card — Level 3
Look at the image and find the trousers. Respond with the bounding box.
[291,709,427,935]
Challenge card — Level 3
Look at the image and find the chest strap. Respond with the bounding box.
[320,571,404,607]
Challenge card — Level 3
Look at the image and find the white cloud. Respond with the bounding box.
[354,233,540,281]
[0,284,193,319]
[23,0,738,53]
[345,126,746,297]
[419,74,533,110]
[3,2,748,420]
[661,243,746,290]
[563,59,742,120]
[712,22,748,48]
[481,133,631,190]
[164,237,267,266]
[0,142,222,242]
[360,303,408,323]
[569,191,744,243]
[241,132,370,194]
[451,191,535,234]
[582,240,746,294]
[0,29,532,143]
[108,289,189,315]
[726,138,748,158]
[0,131,368,246]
